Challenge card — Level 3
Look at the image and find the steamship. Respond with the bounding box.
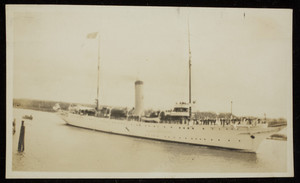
[59,28,285,153]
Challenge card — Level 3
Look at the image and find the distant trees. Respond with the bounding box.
[193,111,236,119]
[194,111,217,119]
[110,108,127,119]
[144,109,157,117]
[13,99,94,112]
[217,113,236,119]
[268,118,287,127]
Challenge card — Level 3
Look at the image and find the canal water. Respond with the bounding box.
[10,109,289,174]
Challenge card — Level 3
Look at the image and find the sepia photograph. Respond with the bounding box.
[6,5,293,178]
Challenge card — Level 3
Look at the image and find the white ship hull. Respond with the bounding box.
[60,113,285,153]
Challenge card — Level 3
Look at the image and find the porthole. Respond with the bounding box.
[204,138,206,140]
[187,127,189,129]
[191,138,193,140]
[192,127,194,130]
[179,127,181,129]
[202,128,205,130]
[218,139,220,141]
[211,128,213,130]
[211,139,213,141]
[171,126,172,128]
[238,140,241,142]
[183,127,185,129]
[228,139,230,142]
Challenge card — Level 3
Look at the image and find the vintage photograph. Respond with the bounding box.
[6,5,293,178]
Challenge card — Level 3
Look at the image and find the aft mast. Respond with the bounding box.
[96,34,101,110]
[188,16,192,119]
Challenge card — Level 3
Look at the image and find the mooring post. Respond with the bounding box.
[13,118,16,135]
[18,120,25,152]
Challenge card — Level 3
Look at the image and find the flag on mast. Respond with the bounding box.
[87,32,98,39]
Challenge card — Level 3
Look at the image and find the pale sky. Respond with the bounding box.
[7,5,292,118]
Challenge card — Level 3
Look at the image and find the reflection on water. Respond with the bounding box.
[11,109,287,172]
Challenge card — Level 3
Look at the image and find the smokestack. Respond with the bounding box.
[134,80,144,117]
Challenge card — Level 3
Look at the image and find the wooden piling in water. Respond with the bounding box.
[18,120,25,152]
[13,118,16,135]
